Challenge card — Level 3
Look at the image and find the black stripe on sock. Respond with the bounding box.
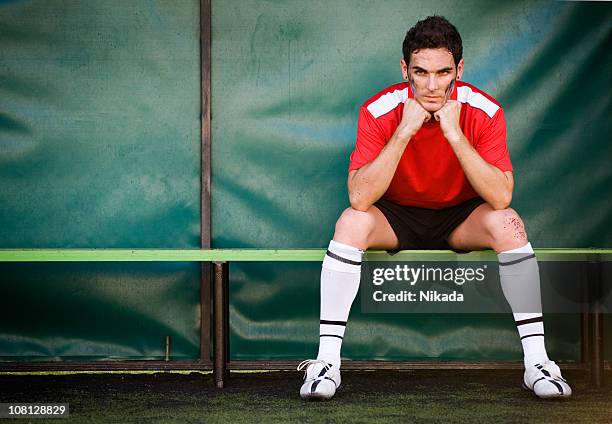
[520,333,545,340]
[326,250,362,266]
[515,316,544,326]
[499,253,536,266]
[320,320,347,326]
[320,334,343,339]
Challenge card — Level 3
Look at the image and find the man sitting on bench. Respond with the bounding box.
[298,15,571,401]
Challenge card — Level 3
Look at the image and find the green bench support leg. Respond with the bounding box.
[214,261,229,388]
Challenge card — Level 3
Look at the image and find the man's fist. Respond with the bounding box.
[433,100,463,143]
[395,99,431,141]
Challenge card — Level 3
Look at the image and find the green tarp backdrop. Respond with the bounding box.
[1,0,611,361]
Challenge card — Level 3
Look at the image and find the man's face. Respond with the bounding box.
[401,48,464,113]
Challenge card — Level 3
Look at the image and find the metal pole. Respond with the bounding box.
[199,0,213,365]
[214,261,227,388]
[588,259,603,388]
[580,262,591,366]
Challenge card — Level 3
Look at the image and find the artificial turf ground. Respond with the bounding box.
[0,369,610,423]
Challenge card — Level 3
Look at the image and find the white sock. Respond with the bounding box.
[498,242,549,368]
[316,240,363,369]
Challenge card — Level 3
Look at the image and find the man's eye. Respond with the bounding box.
[415,70,426,75]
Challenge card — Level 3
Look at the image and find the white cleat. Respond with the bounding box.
[523,360,572,399]
[298,359,341,401]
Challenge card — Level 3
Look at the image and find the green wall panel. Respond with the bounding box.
[211,1,611,361]
[0,1,201,359]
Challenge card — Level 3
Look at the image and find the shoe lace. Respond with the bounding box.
[297,359,330,373]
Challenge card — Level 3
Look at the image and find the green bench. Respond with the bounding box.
[1,248,610,388]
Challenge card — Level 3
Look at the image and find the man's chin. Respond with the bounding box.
[417,98,444,113]
[422,103,443,113]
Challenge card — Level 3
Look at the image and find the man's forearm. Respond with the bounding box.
[448,135,513,209]
[349,99,431,211]
[348,132,410,211]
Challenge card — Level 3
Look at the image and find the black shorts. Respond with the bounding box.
[374,197,485,250]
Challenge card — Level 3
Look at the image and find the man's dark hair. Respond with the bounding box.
[402,16,463,66]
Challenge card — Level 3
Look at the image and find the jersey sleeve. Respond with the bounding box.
[348,106,387,172]
[475,107,513,172]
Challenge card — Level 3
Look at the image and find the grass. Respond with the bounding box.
[0,369,610,423]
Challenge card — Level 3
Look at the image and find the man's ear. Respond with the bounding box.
[456,58,464,80]
[400,58,409,80]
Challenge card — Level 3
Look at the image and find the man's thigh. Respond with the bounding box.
[334,205,400,251]
[367,205,401,250]
[448,203,529,253]
[448,203,500,251]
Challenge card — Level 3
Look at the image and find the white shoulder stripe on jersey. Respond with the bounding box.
[366,88,408,118]
[457,85,499,118]
[367,85,498,119]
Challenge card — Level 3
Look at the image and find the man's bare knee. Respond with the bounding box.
[333,207,376,249]
[486,208,528,251]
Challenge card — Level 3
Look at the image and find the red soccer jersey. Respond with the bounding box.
[349,81,512,209]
